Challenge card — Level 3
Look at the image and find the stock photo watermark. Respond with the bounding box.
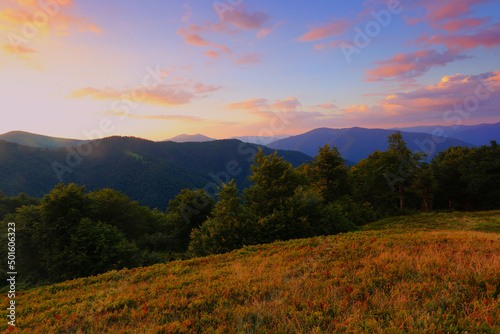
[6,222,17,328]
[213,0,244,21]
[7,0,71,52]
[384,75,496,193]
[340,0,405,63]
[180,109,296,225]
[51,65,166,182]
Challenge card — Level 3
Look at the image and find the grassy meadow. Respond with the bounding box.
[2,211,500,333]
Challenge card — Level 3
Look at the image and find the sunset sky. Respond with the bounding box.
[1,0,500,141]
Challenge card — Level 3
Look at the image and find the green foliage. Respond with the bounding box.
[0,191,40,221]
[5,211,500,334]
[165,189,214,252]
[432,141,500,210]
[301,145,350,203]
[189,182,246,257]
[2,184,170,284]
[351,132,426,215]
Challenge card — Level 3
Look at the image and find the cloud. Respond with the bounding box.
[0,1,102,37]
[69,84,198,107]
[423,22,500,50]
[177,25,232,59]
[271,97,301,111]
[193,83,223,94]
[315,103,337,109]
[227,98,269,110]
[232,52,264,66]
[220,8,271,30]
[181,4,192,23]
[441,17,490,33]
[342,104,371,114]
[177,28,211,47]
[102,110,204,122]
[381,71,500,113]
[365,49,470,82]
[227,97,302,111]
[2,43,36,54]
[257,20,284,39]
[298,18,350,42]
[336,71,500,127]
[404,0,494,27]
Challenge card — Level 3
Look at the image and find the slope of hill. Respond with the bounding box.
[166,134,216,142]
[0,137,311,209]
[395,122,500,146]
[231,134,290,145]
[0,131,88,149]
[268,127,474,162]
[4,211,499,333]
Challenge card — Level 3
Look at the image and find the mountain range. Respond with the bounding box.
[394,122,500,147]
[0,131,88,149]
[267,127,474,163]
[0,137,310,209]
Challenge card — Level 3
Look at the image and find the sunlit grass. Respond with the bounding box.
[2,211,499,333]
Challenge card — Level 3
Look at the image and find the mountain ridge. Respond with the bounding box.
[267,127,475,162]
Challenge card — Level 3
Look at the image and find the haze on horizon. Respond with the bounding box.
[1,0,499,141]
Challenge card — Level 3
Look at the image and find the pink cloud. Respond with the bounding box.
[70,85,195,106]
[404,0,494,27]
[337,71,500,127]
[365,49,470,82]
[2,43,36,54]
[221,8,270,30]
[0,2,102,37]
[177,28,211,47]
[342,104,371,114]
[423,22,500,50]
[232,52,264,66]
[177,25,232,59]
[227,98,269,110]
[315,103,337,109]
[381,71,500,113]
[193,83,223,94]
[441,17,489,33]
[257,20,284,39]
[271,97,301,111]
[298,18,350,42]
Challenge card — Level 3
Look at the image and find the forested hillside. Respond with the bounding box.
[0,137,310,210]
[1,132,499,289]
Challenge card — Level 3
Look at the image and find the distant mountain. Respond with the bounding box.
[267,127,474,163]
[0,137,311,209]
[395,122,500,146]
[231,135,290,145]
[166,134,216,143]
[0,131,88,149]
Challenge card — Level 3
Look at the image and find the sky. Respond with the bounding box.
[1,0,499,141]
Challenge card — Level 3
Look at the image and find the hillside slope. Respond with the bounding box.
[0,137,311,209]
[396,122,500,147]
[268,127,474,162]
[0,131,88,149]
[3,211,499,333]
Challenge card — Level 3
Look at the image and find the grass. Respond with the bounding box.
[2,211,500,333]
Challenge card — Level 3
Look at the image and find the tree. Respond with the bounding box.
[410,163,437,212]
[189,181,247,256]
[302,145,350,203]
[432,146,472,210]
[458,141,500,210]
[244,149,305,242]
[165,189,214,252]
[351,132,425,214]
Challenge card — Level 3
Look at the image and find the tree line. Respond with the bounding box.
[1,132,499,286]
